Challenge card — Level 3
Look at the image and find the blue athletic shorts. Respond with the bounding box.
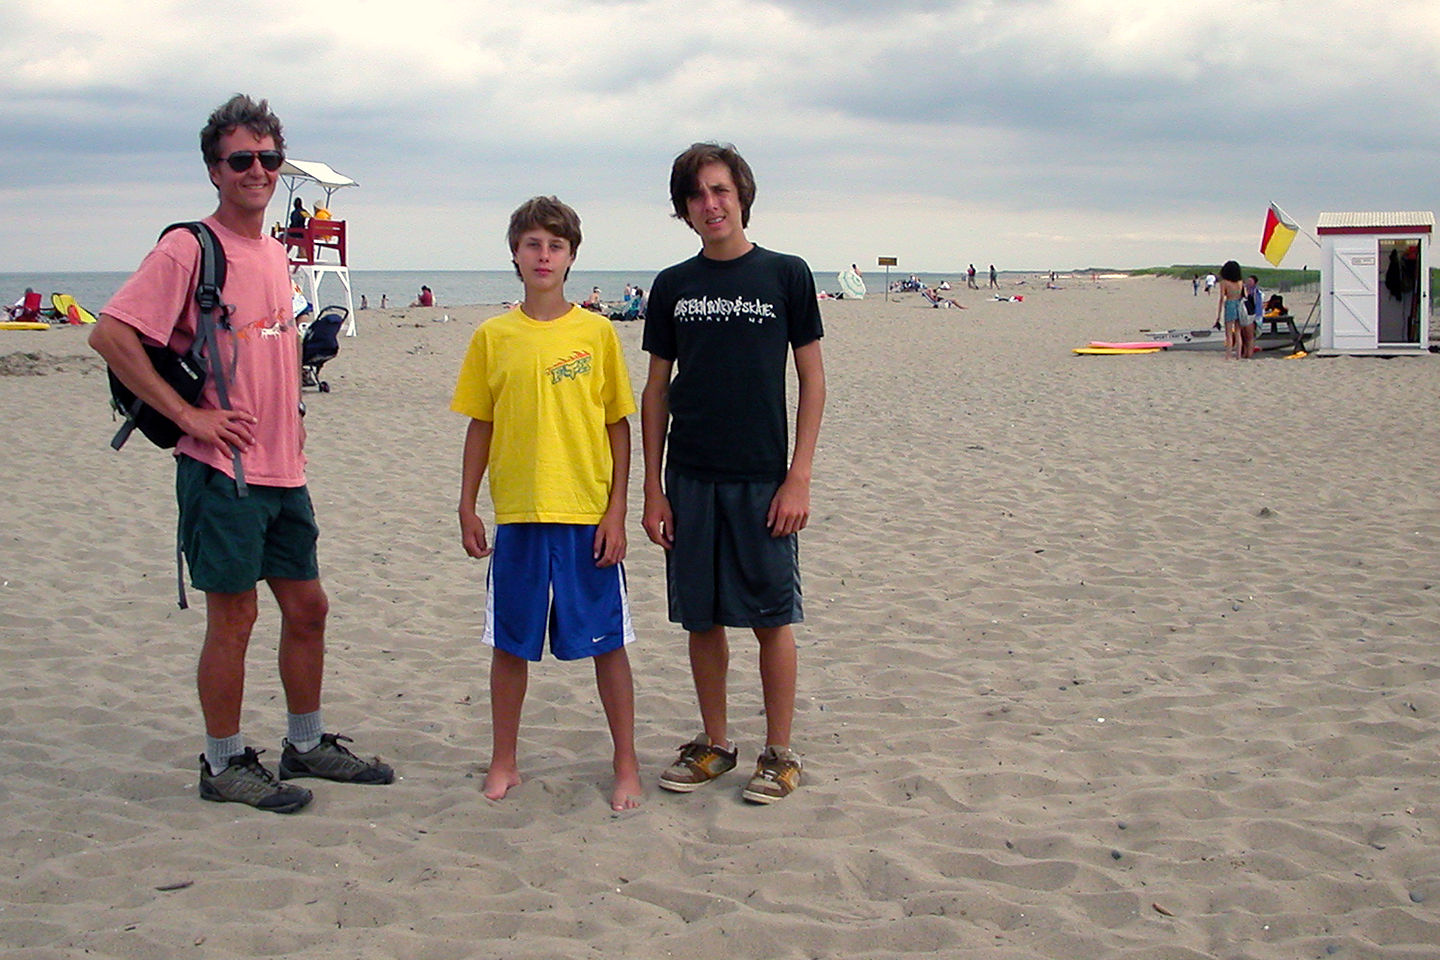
[483,523,635,662]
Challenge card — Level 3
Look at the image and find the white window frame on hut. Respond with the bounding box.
[1317,211,1433,355]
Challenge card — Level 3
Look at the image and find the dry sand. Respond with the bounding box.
[2,275,1439,959]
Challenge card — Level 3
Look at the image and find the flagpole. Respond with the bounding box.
[1270,202,1323,253]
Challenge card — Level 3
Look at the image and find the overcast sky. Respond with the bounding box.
[3,0,1437,273]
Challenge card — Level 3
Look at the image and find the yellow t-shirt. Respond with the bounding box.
[451,305,636,524]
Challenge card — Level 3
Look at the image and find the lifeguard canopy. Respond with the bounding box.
[278,159,358,208]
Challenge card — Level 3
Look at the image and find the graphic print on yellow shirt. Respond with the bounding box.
[546,350,593,384]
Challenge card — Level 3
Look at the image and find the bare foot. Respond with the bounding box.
[483,764,521,801]
[611,765,643,812]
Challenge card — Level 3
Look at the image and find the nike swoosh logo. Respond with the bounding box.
[591,636,606,643]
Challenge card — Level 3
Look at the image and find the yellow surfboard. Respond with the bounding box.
[0,321,51,330]
[1072,346,1161,355]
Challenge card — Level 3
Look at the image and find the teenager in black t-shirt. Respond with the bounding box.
[645,247,822,481]
[641,142,826,804]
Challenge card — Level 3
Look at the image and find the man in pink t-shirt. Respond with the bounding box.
[89,94,393,814]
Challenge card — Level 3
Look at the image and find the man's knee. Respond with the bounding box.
[291,596,329,636]
[272,579,329,635]
[207,590,259,632]
[201,592,260,660]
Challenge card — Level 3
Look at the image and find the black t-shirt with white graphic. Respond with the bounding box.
[644,246,823,482]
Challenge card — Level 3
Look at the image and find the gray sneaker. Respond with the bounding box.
[279,734,395,784]
[199,748,313,814]
[742,746,802,804]
[658,737,738,793]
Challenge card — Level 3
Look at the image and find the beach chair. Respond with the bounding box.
[6,288,44,323]
[921,288,963,309]
[281,219,348,268]
[301,306,346,392]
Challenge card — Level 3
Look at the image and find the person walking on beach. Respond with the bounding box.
[1243,274,1264,359]
[88,94,394,814]
[967,264,978,289]
[1215,260,1246,360]
[988,264,998,289]
[453,196,642,811]
[641,142,826,804]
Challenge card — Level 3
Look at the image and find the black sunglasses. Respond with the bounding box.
[222,150,284,173]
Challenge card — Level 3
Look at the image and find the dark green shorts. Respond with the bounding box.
[664,465,802,633]
[176,455,320,595]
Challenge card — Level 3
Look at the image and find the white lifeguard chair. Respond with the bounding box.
[1316,211,1433,355]
[274,159,359,336]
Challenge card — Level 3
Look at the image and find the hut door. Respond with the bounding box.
[1377,239,1420,344]
[1330,238,1379,350]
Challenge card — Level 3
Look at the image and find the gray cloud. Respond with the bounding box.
[1,0,1437,272]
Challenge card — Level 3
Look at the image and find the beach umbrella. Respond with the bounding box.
[838,269,866,299]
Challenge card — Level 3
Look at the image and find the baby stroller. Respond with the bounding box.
[301,305,346,392]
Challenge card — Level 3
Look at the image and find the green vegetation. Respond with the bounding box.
[1132,264,1320,288]
[1134,265,1440,301]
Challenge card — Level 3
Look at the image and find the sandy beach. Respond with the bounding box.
[3,274,1440,959]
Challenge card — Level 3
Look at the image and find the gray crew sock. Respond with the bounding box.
[287,710,324,754]
[205,733,246,776]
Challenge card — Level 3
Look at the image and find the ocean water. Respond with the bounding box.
[342,270,660,310]
[1,267,994,314]
[0,270,653,315]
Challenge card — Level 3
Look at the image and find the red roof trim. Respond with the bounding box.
[1317,224,1432,236]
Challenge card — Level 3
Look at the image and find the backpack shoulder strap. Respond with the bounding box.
[159,221,227,335]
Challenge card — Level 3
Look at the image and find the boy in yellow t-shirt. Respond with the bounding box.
[452,196,641,811]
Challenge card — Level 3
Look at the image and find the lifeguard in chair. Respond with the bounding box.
[275,210,347,269]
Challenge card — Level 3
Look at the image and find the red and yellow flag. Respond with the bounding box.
[1260,203,1298,267]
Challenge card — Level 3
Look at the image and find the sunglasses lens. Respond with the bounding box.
[224,151,284,172]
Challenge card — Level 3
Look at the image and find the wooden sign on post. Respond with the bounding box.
[878,257,897,299]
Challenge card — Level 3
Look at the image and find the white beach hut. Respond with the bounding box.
[1316,211,1433,355]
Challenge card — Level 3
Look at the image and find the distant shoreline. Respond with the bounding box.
[11,265,1367,314]
[6,267,1098,313]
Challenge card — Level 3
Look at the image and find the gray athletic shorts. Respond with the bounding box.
[664,465,803,632]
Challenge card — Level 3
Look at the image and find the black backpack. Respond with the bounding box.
[108,222,246,491]
[109,223,226,446]
[106,222,248,608]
